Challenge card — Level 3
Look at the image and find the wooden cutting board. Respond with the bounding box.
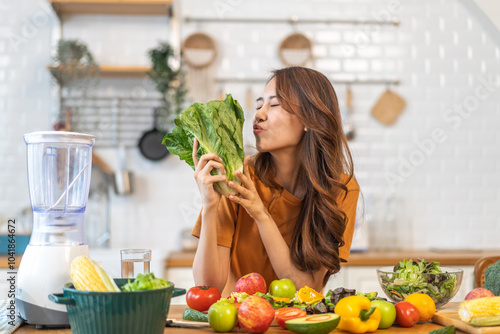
[433,309,500,333]
[371,89,406,125]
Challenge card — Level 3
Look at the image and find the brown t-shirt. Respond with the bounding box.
[192,165,360,290]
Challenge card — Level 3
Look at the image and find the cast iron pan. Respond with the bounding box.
[138,108,170,161]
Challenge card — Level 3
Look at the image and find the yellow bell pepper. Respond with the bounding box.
[334,296,381,333]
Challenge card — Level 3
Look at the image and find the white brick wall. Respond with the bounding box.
[61,14,169,66]
[179,0,500,250]
[0,0,54,221]
[1,0,500,258]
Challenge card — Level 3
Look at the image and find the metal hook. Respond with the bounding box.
[290,15,299,31]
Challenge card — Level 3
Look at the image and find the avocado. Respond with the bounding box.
[285,313,340,334]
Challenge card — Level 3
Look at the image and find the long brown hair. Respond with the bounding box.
[254,66,355,286]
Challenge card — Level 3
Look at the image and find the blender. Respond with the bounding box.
[17,131,94,327]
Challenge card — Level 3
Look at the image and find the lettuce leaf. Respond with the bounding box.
[162,94,245,197]
[121,273,172,291]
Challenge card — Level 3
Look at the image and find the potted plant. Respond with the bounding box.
[49,39,99,130]
[147,42,187,131]
[49,39,98,86]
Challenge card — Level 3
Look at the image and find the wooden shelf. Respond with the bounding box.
[99,65,150,77]
[49,0,173,16]
[47,64,150,77]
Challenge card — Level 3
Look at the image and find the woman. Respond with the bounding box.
[191,66,359,297]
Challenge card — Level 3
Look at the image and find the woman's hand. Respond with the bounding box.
[227,156,270,222]
[192,138,228,209]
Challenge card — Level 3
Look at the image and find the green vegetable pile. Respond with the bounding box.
[121,273,172,292]
[429,325,456,334]
[484,259,500,296]
[163,94,245,197]
[255,287,385,314]
[379,259,458,303]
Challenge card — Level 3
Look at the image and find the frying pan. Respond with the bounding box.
[138,107,170,161]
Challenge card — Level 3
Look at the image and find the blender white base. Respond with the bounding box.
[16,244,89,325]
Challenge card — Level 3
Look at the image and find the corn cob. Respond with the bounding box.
[70,256,120,292]
[458,296,500,326]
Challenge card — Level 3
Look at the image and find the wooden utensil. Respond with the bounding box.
[433,309,499,333]
[182,32,217,102]
[345,86,355,140]
[246,86,253,111]
[371,89,406,125]
[92,152,113,175]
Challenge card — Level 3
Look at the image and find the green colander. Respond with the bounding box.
[49,279,185,334]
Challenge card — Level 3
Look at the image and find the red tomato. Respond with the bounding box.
[186,286,221,312]
[275,307,307,329]
[395,301,420,327]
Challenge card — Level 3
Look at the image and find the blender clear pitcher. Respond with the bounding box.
[25,131,94,246]
[17,131,94,327]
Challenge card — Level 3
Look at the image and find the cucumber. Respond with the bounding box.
[429,325,455,334]
[183,308,208,322]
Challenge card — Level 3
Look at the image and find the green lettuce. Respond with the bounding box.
[380,259,458,303]
[121,273,172,291]
[163,94,245,197]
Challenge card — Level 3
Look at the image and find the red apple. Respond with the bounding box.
[238,295,275,333]
[235,272,266,295]
[465,288,495,300]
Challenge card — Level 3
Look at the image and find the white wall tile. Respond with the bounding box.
[343,59,370,72]
[314,58,341,72]
[315,30,342,44]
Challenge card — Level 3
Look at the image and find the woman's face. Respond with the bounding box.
[253,78,305,153]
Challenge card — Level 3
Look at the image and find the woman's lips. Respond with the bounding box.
[253,124,263,134]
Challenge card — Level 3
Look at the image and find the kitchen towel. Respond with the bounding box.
[0,299,24,333]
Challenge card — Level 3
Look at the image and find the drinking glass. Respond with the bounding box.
[120,249,151,278]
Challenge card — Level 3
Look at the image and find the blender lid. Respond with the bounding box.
[24,131,95,146]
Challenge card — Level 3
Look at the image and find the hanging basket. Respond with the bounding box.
[278,32,313,67]
[182,32,217,69]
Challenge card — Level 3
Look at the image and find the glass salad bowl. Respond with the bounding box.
[376,266,463,308]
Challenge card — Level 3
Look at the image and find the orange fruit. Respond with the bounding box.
[405,293,436,321]
[296,286,324,305]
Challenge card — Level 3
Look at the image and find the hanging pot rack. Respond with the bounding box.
[59,94,164,148]
[184,16,400,26]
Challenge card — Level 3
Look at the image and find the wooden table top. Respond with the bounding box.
[15,304,466,333]
[0,254,22,269]
[165,249,500,268]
